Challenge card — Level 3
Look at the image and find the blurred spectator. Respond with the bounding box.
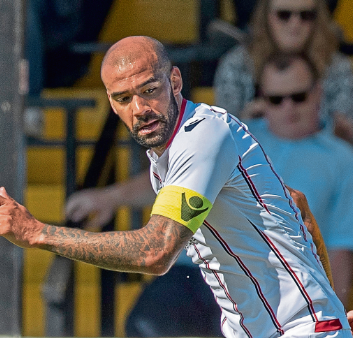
[214,0,353,137]
[65,171,222,337]
[243,53,353,308]
[231,0,338,31]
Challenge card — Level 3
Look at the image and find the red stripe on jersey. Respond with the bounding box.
[153,171,162,183]
[192,243,253,338]
[218,111,309,243]
[258,228,319,322]
[204,220,284,336]
[166,98,187,149]
[315,319,342,332]
[237,156,271,214]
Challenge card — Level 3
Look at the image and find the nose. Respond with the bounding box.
[131,95,151,117]
[281,97,296,111]
[288,13,302,28]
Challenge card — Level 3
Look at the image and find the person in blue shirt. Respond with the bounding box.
[242,52,353,308]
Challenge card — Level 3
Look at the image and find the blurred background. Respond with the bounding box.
[0,0,352,337]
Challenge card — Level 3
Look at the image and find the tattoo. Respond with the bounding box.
[41,215,192,274]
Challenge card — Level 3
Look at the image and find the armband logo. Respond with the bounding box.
[181,193,209,221]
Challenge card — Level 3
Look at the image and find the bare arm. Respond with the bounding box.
[0,187,192,275]
[287,186,334,288]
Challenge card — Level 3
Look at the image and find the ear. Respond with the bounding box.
[170,66,183,96]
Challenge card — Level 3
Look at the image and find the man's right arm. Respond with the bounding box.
[0,187,192,275]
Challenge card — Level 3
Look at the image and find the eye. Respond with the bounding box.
[116,95,131,103]
[145,87,156,94]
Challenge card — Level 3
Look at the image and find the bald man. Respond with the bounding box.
[0,36,351,337]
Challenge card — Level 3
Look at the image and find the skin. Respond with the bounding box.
[261,58,321,140]
[0,37,342,304]
[268,0,316,53]
[0,36,192,276]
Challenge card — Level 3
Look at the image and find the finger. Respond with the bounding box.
[0,187,10,199]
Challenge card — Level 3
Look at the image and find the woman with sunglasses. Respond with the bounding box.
[214,0,353,135]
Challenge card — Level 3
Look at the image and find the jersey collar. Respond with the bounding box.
[165,98,187,149]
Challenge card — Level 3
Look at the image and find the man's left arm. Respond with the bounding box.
[287,186,334,289]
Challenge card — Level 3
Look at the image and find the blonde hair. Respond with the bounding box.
[248,0,339,80]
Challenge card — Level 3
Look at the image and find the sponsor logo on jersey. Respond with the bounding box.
[181,192,209,221]
[184,118,205,132]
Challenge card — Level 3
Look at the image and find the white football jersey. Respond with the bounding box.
[147,99,349,338]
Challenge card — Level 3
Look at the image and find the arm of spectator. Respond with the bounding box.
[65,170,154,229]
[325,54,353,135]
[286,186,334,289]
[329,249,353,308]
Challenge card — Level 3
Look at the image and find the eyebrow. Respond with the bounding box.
[110,76,163,98]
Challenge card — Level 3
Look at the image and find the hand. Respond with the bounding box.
[65,188,117,229]
[0,187,44,248]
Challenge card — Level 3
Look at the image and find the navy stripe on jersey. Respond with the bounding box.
[204,220,285,336]
[234,120,326,266]
[237,155,271,214]
[193,243,253,338]
[248,219,319,322]
[153,171,162,183]
[234,118,309,242]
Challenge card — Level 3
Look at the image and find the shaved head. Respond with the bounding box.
[101,36,171,84]
[100,36,183,155]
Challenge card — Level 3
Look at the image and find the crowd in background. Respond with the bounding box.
[25,0,353,337]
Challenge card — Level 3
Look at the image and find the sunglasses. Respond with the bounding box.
[263,90,310,105]
[275,9,317,22]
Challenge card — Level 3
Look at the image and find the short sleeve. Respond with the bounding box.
[164,114,239,204]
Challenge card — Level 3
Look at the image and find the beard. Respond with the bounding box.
[127,91,179,148]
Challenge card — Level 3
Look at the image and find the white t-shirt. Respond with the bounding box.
[147,99,348,338]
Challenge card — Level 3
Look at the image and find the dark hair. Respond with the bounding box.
[248,0,339,80]
[259,53,320,84]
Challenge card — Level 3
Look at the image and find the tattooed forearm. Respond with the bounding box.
[39,215,192,275]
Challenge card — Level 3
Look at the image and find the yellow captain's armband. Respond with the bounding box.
[151,186,212,233]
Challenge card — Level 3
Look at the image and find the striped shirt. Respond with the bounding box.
[147,99,348,338]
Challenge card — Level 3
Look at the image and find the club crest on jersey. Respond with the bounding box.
[184,118,205,132]
[181,193,209,221]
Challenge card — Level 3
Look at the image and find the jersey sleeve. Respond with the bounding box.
[151,113,239,232]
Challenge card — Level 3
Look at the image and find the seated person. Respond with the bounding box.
[242,52,353,308]
[214,0,353,141]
